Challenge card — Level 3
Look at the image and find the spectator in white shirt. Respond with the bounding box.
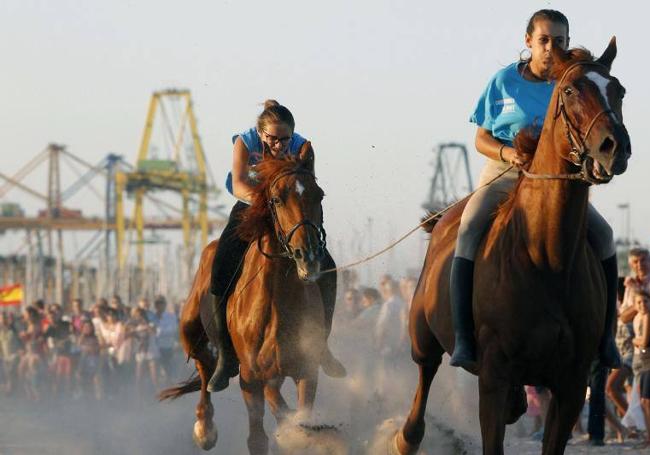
[152,295,178,381]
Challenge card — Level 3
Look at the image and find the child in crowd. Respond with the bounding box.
[129,307,159,392]
[632,289,650,447]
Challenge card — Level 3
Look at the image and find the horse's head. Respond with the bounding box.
[240,142,326,282]
[550,37,631,184]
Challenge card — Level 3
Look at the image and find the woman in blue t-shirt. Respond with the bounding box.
[206,100,344,392]
[449,10,620,370]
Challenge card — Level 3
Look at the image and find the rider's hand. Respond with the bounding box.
[503,146,530,167]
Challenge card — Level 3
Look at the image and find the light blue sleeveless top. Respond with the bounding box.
[470,62,555,147]
[225,127,307,195]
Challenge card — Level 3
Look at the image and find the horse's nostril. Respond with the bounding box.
[599,136,615,155]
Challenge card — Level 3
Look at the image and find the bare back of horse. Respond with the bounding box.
[415,195,605,382]
[161,149,335,455]
[394,40,631,455]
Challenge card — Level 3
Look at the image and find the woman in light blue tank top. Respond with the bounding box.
[205,100,344,392]
[449,10,620,371]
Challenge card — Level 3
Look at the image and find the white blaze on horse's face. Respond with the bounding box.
[586,71,617,122]
[295,180,305,197]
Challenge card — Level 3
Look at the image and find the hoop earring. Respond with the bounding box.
[519,48,532,62]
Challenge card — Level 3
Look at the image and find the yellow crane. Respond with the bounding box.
[115,89,214,272]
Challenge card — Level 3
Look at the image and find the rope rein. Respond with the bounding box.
[318,165,515,275]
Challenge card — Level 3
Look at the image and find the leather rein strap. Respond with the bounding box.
[521,61,613,184]
[258,168,326,260]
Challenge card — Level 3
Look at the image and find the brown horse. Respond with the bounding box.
[160,146,334,454]
[392,39,630,455]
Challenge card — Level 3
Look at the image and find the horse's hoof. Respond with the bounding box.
[247,435,269,455]
[193,420,218,451]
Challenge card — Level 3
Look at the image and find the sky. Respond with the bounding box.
[0,0,648,280]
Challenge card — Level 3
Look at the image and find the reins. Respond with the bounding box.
[320,63,615,274]
[521,60,613,184]
[261,168,327,261]
[318,165,516,274]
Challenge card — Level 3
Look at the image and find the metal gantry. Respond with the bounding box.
[115,89,215,277]
[0,88,225,304]
[422,142,474,213]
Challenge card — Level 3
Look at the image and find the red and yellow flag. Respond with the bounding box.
[0,284,23,306]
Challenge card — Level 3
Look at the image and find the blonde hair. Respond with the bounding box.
[257,99,295,132]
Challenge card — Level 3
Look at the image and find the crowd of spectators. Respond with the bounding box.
[0,294,180,402]
[3,249,649,449]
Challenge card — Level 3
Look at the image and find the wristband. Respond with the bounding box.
[499,144,507,162]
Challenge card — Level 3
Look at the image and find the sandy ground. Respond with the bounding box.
[1,319,648,454]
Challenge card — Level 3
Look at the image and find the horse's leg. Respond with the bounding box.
[240,369,269,455]
[177,297,218,451]
[264,378,290,424]
[505,385,528,425]
[192,345,218,451]
[541,373,588,455]
[296,373,318,415]
[478,342,510,455]
[393,299,444,455]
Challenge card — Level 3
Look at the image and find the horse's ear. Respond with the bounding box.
[597,36,617,71]
[298,141,315,173]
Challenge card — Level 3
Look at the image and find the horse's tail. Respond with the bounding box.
[158,372,202,401]
[159,240,219,403]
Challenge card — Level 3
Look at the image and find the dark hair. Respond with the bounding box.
[361,287,381,304]
[154,295,167,307]
[257,99,295,132]
[630,247,650,259]
[526,9,569,36]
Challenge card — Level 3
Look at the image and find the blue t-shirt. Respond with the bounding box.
[225,127,307,195]
[470,62,555,147]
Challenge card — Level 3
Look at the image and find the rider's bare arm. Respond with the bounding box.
[475,127,528,167]
[232,137,257,204]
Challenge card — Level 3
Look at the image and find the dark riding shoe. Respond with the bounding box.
[599,255,622,369]
[206,294,239,393]
[449,257,477,371]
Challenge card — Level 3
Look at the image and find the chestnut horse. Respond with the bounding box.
[393,39,630,455]
[161,148,333,454]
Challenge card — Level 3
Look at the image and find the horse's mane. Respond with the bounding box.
[492,48,599,228]
[237,158,311,242]
[421,212,441,233]
[550,47,595,81]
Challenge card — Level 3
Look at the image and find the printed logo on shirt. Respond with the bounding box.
[495,98,516,114]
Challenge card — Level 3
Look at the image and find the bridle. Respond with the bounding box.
[521,60,615,184]
[259,168,327,260]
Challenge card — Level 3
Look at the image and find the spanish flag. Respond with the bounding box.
[0,284,23,306]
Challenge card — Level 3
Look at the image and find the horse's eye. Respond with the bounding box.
[271,196,282,206]
[564,86,574,96]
